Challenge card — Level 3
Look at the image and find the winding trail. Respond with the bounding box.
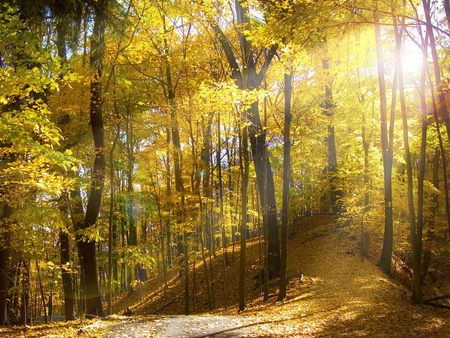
[102,315,259,337]
[99,215,450,337]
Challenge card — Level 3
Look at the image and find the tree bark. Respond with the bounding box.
[77,0,107,317]
[239,120,250,312]
[322,57,342,217]
[19,259,30,325]
[59,231,75,320]
[375,14,394,276]
[396,23,421,304]
[212,0,280,276]
[107,128,120,315]
[278,71,292,301]
[0,204,12,325]
[424,0,450,144]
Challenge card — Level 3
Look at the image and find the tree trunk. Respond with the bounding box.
[423,0,450,144]
[59,231,75,320]
[77,1,107,317]
[239,120,250,312]
[322,58,342,217]
[248,101,280,278]
[19,259,30,326]
[217,114,229,266]
[212,0,280,277]
[424,0,450,231]
[57,195,75,321]
[375,14,394,276]
[0,204,12,326]
[107,128,120,315]
[396,23,421,304]
[278,71,292,301]
[422,148,439,283]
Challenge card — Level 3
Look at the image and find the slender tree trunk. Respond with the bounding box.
[322,57,342,217]
[278,71,292,301]
[421,148,439,282]
[165,127,173,268]
[217,114,229,266]
[19,259,30,326]
[396,24,421,304]
[414,20,431,304]
[67,187,86,316]
[35,257,47,323]
[375,14,394,276]
[59,230,75,320]
[213,0,280,276]
[107,128,120,315]
[0,204,12,326]
[423,0,450,143]
[57,195,76,321]
[77,1,107,317]
[55,12,76,322]
[424,0,450,231]
[239,119,250,312]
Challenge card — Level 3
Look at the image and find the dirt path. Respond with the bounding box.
[101,215,450,337]
[101,315,260,337]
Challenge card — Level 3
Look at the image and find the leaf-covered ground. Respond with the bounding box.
[3,214,450,337]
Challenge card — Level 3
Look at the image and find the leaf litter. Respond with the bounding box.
[3,214,450,337]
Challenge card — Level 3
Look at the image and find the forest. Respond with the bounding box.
[1,0,450,332]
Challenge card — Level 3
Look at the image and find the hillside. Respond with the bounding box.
[107,214,450,336]
[3,214,450,337]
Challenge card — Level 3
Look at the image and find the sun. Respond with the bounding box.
[401,40,425,78]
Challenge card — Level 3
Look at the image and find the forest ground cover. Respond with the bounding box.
[2,214,450,337]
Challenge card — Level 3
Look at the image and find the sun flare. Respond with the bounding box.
[401,43,424,77]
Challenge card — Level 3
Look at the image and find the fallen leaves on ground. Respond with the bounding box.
[3,214,450,337]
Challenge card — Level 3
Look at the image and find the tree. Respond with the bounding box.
[375,8,394,276]
[210,0,281,278]
[76,0,108,317]
[0,3,74,323]
[278,69,292,301]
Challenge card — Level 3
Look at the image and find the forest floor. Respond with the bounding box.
[3,214,450,337]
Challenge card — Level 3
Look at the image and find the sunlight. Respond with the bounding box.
[401,39,425,79]
[402,49,423,76]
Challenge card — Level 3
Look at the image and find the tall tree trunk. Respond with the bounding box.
[375,14,394,276]
[421,148,439,282]
[415,18,431,304]
[248,100,280,278]
[278,71,292,301]
[59,230,75,320]
[396,24,421,304]
[423,0,450,144]
[239,120,250,312]
[77,0,107,317]
[0,204,12,326]
[212,0,280,277]
[217,114,229,266]
[19,259,30,326]
[107,128,120,315]
[57,196,75,321]
[322,57,342,217]
[424,0,450,231]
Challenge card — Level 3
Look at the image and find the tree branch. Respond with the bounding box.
[211,23,242,84]
[257,43,278,85]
